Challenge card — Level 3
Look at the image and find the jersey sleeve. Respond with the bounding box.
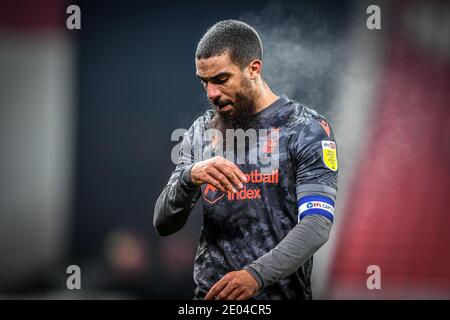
[290,117,339,222]
[153,120,202,236]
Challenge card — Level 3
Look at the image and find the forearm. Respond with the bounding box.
[153,164,201,236]
[244,214,332,289]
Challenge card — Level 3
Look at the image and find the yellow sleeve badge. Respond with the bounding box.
[321,140,338,171]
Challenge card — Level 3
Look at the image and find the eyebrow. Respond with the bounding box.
[196,72,230,82]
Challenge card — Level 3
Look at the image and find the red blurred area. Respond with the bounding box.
[330,0,450,297]
[0,0,66,31]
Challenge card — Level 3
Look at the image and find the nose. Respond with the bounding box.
[206,83,221,101]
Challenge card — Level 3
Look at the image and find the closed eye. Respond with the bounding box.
[196,72,230,86]
[211,76,228,85]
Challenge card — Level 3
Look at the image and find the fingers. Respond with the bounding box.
[203,174,227,193]
[235,167,248,184]
[225,287,244,300]
[214,166,243,192]
[208,279,243,300]
[214,159,247,186]
[205,277,228,300]
[236,291,250,300]
[208,167,238,193]
[224,160,248,183]
[206,271,257,300]
[192,156,248,193]
[214,279,238,300]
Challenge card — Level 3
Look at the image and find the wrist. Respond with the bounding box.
[180,164,199,189]
[243,266,264,290]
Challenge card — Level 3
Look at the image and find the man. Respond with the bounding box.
[154,20,338,300]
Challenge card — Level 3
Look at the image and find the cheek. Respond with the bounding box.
[217,87,233,101]
[234,87,250,101]
[225,83,242,100]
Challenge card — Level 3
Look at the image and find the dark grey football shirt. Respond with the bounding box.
[154,95,338,299]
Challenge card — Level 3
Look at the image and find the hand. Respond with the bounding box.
[190,156,247,193]
[204,270,260,300]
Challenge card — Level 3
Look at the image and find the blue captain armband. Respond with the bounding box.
[297,195,335,222]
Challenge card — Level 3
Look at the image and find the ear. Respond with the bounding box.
[248,59,262,80]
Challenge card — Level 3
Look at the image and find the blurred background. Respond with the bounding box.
[0,0,449,299]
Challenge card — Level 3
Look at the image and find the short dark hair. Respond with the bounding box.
[195,20,263,69]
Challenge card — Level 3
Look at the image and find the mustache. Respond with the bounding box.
[211,98,234,108]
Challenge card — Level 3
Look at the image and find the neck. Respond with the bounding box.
[252,81,280,114]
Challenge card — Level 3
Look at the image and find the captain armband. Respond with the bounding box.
[297,195,335,222]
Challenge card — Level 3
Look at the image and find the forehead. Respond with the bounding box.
[195,53,240,77]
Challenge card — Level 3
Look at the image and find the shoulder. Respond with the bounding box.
[183,109,214,139]
[284,99,335,142]
[189,109,214,132]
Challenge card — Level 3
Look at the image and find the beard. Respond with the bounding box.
[209,78,258,135]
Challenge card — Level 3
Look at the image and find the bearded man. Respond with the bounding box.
[154,20,339,300]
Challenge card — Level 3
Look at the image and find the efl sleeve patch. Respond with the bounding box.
[298,195,335,222]
[322,140,338,171]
